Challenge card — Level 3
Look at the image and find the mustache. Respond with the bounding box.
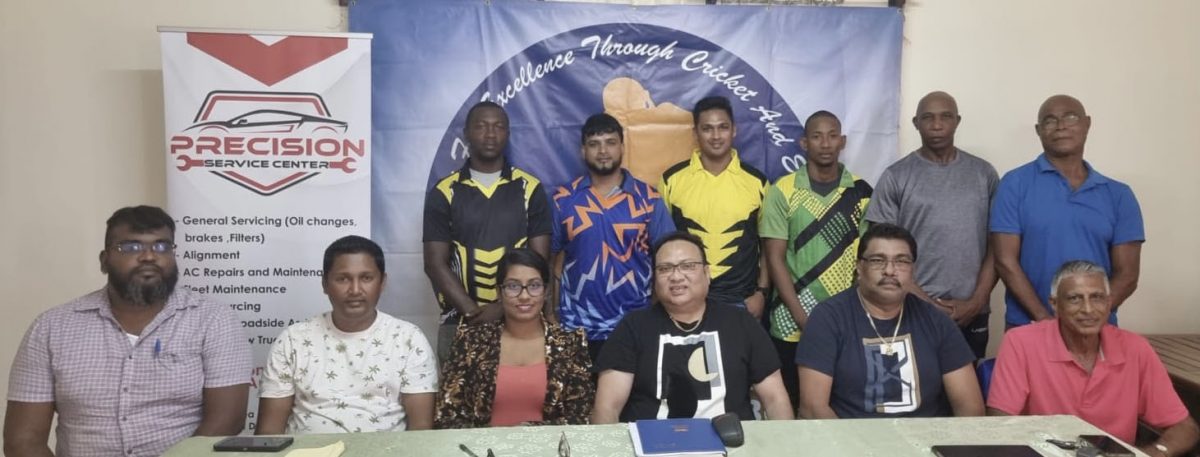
[134,265,164,275]
[877,278,900,286]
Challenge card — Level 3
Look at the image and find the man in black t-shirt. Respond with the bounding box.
[423,101,552,362]
[591,231,793,423]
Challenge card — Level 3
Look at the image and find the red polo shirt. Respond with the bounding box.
[987,320,1188,443]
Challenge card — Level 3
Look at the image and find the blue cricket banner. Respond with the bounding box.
[350,0,902,334]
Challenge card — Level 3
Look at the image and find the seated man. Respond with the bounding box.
[4,205,252,457]
[796,223,983,419]
[988,260,1199,456]
[256,235,437,434]
[591,232,793,423]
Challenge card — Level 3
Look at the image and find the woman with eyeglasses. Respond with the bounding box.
[435,248,593,428]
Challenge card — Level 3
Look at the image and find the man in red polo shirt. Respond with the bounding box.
[987,260,1198,456]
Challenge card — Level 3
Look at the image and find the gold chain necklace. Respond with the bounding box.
[858,291,904,355]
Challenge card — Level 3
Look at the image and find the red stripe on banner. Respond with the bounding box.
[222,170,312,192]
[187,33,348,86]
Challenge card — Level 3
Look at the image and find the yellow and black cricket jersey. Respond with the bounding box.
[658,150,768,304]
[423,162,552,315]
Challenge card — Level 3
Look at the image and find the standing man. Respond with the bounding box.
[795,223,983,419]
[257,236,437,434]
[988,260,1198,456]
[551,113,675,361]
[991,95,1143,327]
[4,206,251,457]
[760,110,872,409]
[424,101,553,361]
[659,96,769,316]
[866,91,999,358]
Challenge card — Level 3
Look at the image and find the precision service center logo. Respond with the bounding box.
[169,91,366,196]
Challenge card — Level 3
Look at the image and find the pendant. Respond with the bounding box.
[882,343,894,355]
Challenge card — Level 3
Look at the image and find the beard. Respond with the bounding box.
[108,264,179,307]
[585,157,622,176]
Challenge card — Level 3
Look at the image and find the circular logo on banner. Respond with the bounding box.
[429,23,806,191]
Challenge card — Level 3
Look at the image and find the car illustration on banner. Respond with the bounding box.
[185,109,348,135]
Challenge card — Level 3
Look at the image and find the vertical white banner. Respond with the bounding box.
[160,28,372,432]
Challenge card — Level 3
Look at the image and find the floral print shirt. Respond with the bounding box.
[260,312,438,433]
[436,321,593,428]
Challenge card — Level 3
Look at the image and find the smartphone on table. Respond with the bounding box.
[212,436,295,452]
[1076,434,1134,457]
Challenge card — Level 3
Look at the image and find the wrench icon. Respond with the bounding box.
[329,158,357,173]
[176,155,206,171]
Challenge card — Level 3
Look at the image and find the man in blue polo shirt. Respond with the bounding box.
[552,113,674,361]
[990,94,1143,327]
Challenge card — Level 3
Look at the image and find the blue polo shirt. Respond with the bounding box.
[551,169,675,340]
[989,154,1144,325]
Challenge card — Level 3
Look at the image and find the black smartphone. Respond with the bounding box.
[212,436,295,452]
[1077,435,1134,457]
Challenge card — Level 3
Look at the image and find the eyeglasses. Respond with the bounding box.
[500,281,545,298]
[457,444,494,457]
[460,432,570,457]
[859,256,914,271]
[110,240,175,255]
[559,432,571,457]
[654,261,705,276]
[1039,113,1082,130]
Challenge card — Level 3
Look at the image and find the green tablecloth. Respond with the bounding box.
[164,415,1144,456]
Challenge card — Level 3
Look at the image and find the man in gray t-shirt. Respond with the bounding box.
[865,91,999,358]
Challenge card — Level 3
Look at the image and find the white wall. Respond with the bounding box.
[1,0,1196,443]
[897,0,1200,351]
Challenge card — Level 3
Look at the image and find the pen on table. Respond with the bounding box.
[154,339,161,357]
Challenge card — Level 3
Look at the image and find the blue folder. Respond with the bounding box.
[628,418,726,456]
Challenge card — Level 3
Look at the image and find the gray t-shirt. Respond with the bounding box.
[808,173,839,197]
[470,168,502,187]
[865,149,998,300]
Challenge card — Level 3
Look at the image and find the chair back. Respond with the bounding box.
[976,358,996,402]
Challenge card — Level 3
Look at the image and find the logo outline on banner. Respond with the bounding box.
[169,90,367,196]
[427,22,808,193]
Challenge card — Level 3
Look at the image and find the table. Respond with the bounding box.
[164,415,1145,456]
[1146,334,1200,419]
